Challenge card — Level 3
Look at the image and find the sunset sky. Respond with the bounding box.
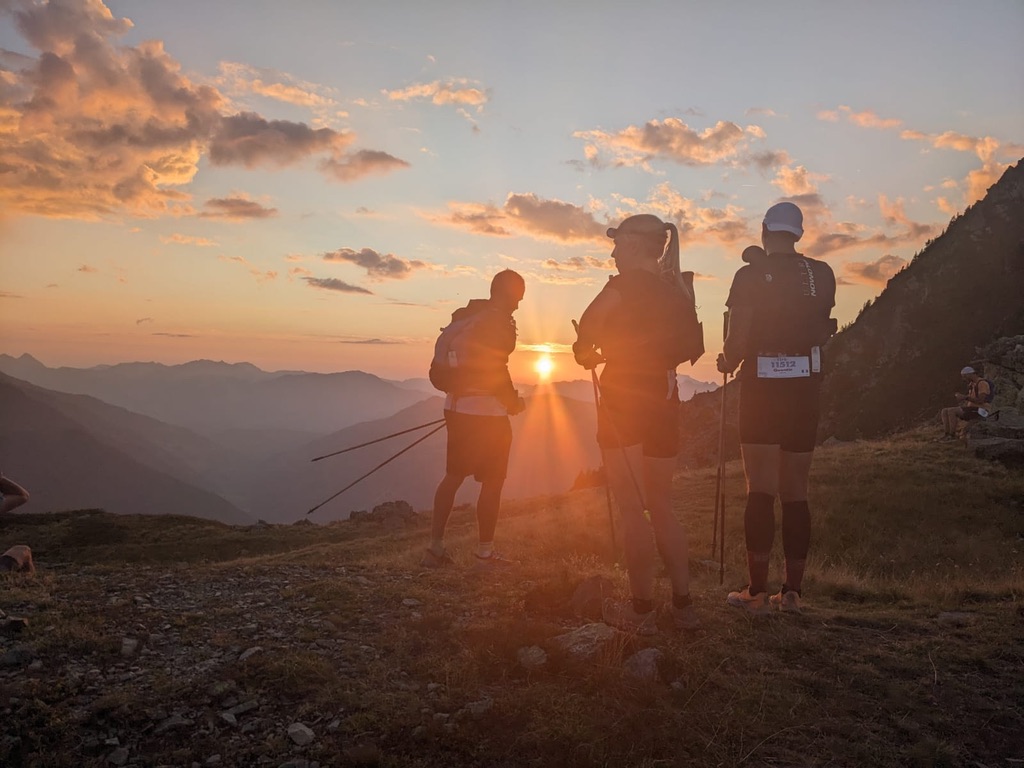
[1,0,1022,385]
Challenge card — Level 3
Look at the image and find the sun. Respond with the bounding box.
[534,353,555,380]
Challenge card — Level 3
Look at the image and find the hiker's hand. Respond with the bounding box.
[507,396,526,416]
[716,353,736,374]
[572,341,604,370]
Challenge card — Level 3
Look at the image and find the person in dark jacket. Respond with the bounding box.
[421,270,526,571]
[717,202,837,615]
[573,214,700,634]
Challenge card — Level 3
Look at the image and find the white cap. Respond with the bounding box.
[763,202,804,239]
[960,366,975,375]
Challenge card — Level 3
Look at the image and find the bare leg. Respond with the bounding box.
[0,476,29,514]
[605,444,656,601]
[475,479,504,545]
[643,455,690,597]
[430,473,464,555]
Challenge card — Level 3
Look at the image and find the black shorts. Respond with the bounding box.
[739,377,820,452]
[597,377,680,459]
[444,410,512,483]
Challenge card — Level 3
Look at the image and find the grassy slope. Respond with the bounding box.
[1,428,1022,767]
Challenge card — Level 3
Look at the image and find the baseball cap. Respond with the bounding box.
[960,366,975,375]
[607,214,667,240]
[763,202,804,239]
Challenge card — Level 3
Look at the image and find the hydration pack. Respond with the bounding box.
[428,303,490,393]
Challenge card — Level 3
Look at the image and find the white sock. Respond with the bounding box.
[476,541,493,559]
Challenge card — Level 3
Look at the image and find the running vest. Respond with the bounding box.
[732,253,836,377]
[968,378,994,405]
[600,270,696,373]
[428,299,517,399]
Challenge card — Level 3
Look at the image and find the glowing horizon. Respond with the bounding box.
[1,1,1021,383]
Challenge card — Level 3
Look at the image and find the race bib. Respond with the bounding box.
[756,355,810,379]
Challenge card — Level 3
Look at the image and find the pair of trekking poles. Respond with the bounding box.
[306,321,731,585]
[576,317,729,585]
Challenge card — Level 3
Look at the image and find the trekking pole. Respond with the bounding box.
[713,309,730,583]
[310,418,446,462]
[306,422,446,516]
[573,320,618,557]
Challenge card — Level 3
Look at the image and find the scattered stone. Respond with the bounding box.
[121,638,140,658]
[516,645,547,669]
[623,648,663,681]
[937,611,976,627]
[206,757,221,766]
[402,598,422,608]
[27,659,43,671]
[412,725,427,737]
[107,747,130,766]
[570,576,615,619]
[327,719,341,732]
[219,713,237,726]
[821,436,845,447]
[287,722,315,746]
[227,699,259,716]
[0,646,34,667]
[154,714,193,734]
[552,623,618,661]
[426,683,443,693]
[238,646,263,662]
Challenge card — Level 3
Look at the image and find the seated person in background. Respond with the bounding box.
[0,472,30,514]
[939,366,993,440]
[0,544,34,574]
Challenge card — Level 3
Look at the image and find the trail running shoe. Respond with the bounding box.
[726,587,771,616]
[769,589,802,613]
[471,552,517,572]
[670,604,702,631]
[419,548,454,569]
[602,598,657,636]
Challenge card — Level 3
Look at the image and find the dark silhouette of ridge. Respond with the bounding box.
[819,159,1024,438]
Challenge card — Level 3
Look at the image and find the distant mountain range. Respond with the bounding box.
[0,355,431,437]
[0,354,720,521]
[0,373,250,524]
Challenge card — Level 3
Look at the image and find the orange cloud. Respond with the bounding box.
[319,150,410,181]
[899,129,1021,206]
[574,118,750,169]
[818,105,901,129]
[843,254,908,287]
[772,165,829,196]
[0,0,407,220]
[432,193,606,243]
[217,62,336,110]
[200,197,278,220]
[323,247,428,280]
[304,277,373,295]
[385,79,488,107]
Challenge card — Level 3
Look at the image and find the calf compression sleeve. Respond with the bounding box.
[781,500,810,593]
[744,492,775,594]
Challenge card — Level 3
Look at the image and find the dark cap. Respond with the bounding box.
[607,214,668,240]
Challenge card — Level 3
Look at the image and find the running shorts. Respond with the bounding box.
[443,410,513,483]
[739,376,821,452]
[597,381,680,458]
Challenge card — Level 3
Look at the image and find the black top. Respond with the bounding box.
[726,252,836,378]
